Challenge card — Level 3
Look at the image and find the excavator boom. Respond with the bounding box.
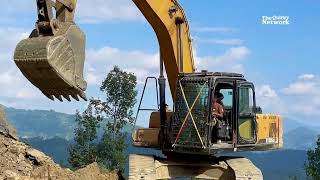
[133,0,195,98]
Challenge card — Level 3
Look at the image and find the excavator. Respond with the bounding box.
[13,0,283,179]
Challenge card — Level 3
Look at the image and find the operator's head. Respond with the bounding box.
[214,92,224,103]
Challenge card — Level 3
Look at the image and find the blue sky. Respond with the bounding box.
[0,0,320,126]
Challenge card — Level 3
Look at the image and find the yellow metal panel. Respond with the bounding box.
[133,128,160,148]
[256,114,283,148]
[149,111,173,128]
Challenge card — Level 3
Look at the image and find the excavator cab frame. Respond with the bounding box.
[131,72,281,179]
[165,72,260,155]
[133,71,281,156]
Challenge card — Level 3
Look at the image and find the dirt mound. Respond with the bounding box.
[0,134,120,180]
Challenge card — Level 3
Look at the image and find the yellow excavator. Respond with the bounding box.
[14,0,283,179]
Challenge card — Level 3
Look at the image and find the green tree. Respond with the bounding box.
[68,106,102,169]
[68,66,137,171]
[91,66,137,171]
[305,136,320,180]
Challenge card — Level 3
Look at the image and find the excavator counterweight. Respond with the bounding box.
[14,0,87,101]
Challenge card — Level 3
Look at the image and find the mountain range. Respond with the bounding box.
[3,105,319,150]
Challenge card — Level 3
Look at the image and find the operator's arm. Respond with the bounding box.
[213,104,224,119]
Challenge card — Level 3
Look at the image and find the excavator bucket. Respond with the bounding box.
[14,0,87,101]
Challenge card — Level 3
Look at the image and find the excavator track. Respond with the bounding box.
[129,155,156,179]
[129,154,263,180]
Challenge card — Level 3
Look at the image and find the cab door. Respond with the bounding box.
[236,82,257,145]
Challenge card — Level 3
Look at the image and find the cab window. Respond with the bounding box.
[219,89,233,108]
[239,87,254,114]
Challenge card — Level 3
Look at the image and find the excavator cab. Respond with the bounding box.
[14,0,87,101]
[168,72,282,155]
[133,72,282,156]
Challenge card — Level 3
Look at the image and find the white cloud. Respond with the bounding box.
[16,88,38,100]
[0,70,40,101]
[86,46,251,86]
[257,85,278,99]
[86,72,100,86]
[282,75,319,95]
[255,85,287,115]
[220,47,251,62]
[77,0,141,23]
[0,71,18,85]
[86,46,159,84]
[195,38,243,46]
[280,74,320,120]
[230,64,245,74]
[283,82,316,95]
[196,46,251,73]
[298,74,315,81]
[0,27,38,101]
[0,28,29,63]
[193,26,237,33]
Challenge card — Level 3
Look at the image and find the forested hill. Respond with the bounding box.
[3,105,319,150]
[3,105,76,140]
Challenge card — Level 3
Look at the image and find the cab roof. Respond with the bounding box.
[179,71,246,81]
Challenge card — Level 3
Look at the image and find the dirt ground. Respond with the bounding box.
[0,134,120,180]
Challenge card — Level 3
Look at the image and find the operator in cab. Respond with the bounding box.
[212,92,224,120]
[212,92,225,143]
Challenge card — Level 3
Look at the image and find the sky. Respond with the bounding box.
[0,0,320,126]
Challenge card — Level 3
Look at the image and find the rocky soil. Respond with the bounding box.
[0,106,18,140]
[0,107,120,180]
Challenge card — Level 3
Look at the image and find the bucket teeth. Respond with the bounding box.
[79,92,88,101]
[42,90,85,102]
[54,95,64,102]
[63,95,71,102]
[43,93,55,101]
[71,94,80,101]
